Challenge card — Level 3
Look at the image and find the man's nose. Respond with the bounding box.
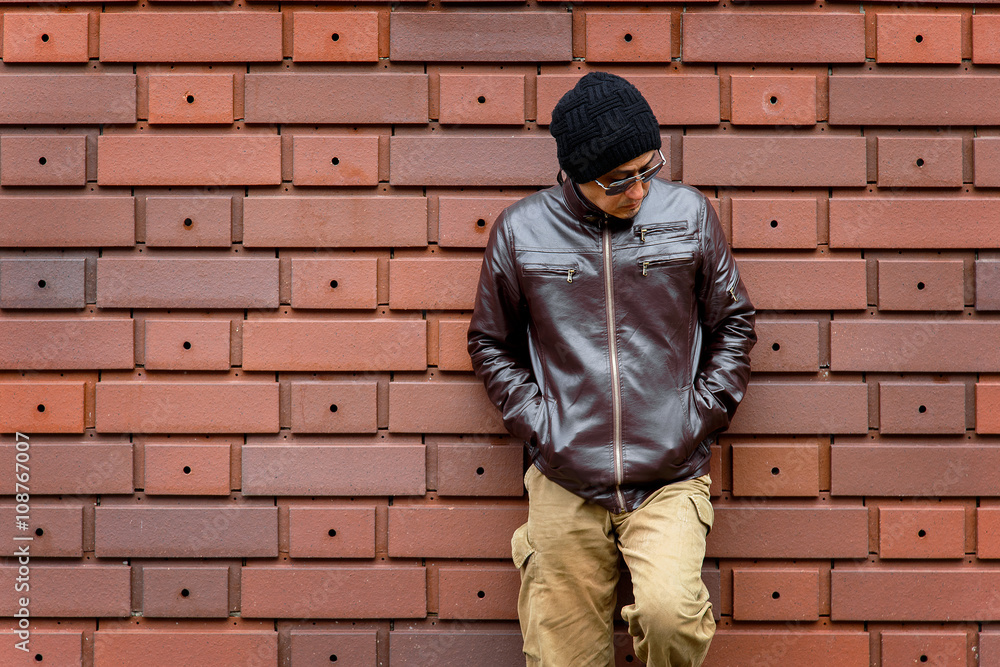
[624,178,645,199]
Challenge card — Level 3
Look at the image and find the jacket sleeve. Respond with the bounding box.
[690,196,757,441]
[467,211,546,445]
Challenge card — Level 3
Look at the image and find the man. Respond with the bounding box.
[467,72,756,666]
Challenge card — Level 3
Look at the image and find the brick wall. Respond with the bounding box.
[0,2,996,666]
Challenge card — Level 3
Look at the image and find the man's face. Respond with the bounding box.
[577,149,659,220]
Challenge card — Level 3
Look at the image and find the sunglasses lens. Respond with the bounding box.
[605,161,664,195]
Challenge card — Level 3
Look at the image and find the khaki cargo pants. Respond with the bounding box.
[511,465,716,667]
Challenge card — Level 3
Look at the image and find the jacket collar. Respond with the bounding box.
[561,177,638,229]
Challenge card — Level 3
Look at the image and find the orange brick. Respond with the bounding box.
[390,136,556,187]
[736,258,867,310]
[0,565,130,617]
[978,383,1000,434]
[0,504,83,557]
[288,506,376,558]
[389,258,481,310]
[730,198,817,249]
[390,12,571,62]
[880,632,967,667]
[705,632,869,667]
[0,632,82,666]
[438,74,525,125]
[94,632,277,667]
[877,259,965,311]
[0,135,86,186]
[99,12,282,62]
[683,13,864,63]
[438,196,517,248]
[584,12,672,63]
[0,72,135,124]
[290,631,377,666]
[438,319,473,371]
[729,382,868,435]
[829,75,1000,126]
[0,383,85,433]
[731,443,819,497]
[438,566,519,619]
[877,13,962,64]
[0,196,132,247]
[732,569,819,621]
[879,506,965,559]
[144,319,232,371]
[707,506,868,558]
[832,569,1000,621]
[832,443,1000,497]
[878,382,966,435]
[1,13,89,63]
[830,199,1000,249]
[974,137,1000,187]
[143,443,231,495]
[0,258,85,309]
[98,135,281,186]
[388,505,525,558]
[436,443,524,497]
[144,196,232,248]
[749,320,820,373]
[390,630,523,665]
[147,74,234,124]
[292,135,379,186]
[978,507,1000,558]
[831,322,1000,372]
[290,258,378,310]
[289,381,378,433]
[876,136,963,188]
[292,11,379,62]
[0,441,133,495]
[0,319,132,369]
[388,382,504,434]
[141,566,229,617]
[973,15,1000,64]
[730,75,816,126]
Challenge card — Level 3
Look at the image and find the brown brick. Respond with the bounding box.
[438,196,517,248]
[389,505,526,558]
[831,321,1000,372]
[0,319,132,370]
[978,507,1000,558]
[1,13,89,62]
[832,569,1000,621]
[390,631,523,667]
[98,135,281,186]
[0,382,85,433]
[438,74,525,125]
[0,72,135,124]
[241,566,426,618]
[737,258,866,310]
[831,443,1000,496]
[288,506,376,558]
[243,320,426,371]
[244,73,428,124]
[982,632,1000,667]
[876,136,964,188]
[974,15,1000,64]
[290,381,378,434]
[978,260,1000,310]
[389,382,505,434]
[292,11,379,62]
[292,135,379,187]
[148,74,234,124]
[94,632,277,667]
[731,443,819,497]
[438,319,474,372]
[0,565,130,617]
[730,75,816,126]
[144,443,231,495]
[0,631,82,666]
[243,196,427,248]
[877,259,964,311]
[389,258,481,310]
[241,443,426,496]
[749,320,819,373]
[290,631,377,666]
[390,136,556,187]
[707,506,868,558]
[880,632,967,667]
[704,631,869,667]
[95,382,279,434]
[0,135,86,186]
[683,13,864,63]
[99,12,282,62]
[829,75,1000,125]
[877,14,962,64]
[0,258,86,309]
[974,138,1000,187]
[732,568,819,621]
[980,383,1000,434]
[141,566,229,617]
[728,381,868,435]
[878,382,966,435]
[0,504,83,557]
[0,441,133,495]
[290,258,378,310]
[438,566,519,619]
[390,13,571,62]
[143,319,231,371]
[831,199,1000,248]
[584,12,672,63]
[145,196,232,248]
[879,506,965,559]
[98,257,277,308]
[436,443,524,497]
[0,196,134,247]
[730,198,817,249]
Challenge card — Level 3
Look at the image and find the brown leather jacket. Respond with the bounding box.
[468,177,756,513]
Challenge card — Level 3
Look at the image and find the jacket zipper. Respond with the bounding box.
[602,223,627,513]
[638,254,694,276]
[635,220,687,243]
[523,264,577,283]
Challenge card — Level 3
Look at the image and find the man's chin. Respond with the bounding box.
[612,203,642,219]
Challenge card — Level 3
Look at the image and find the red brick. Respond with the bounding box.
[876,136,963,188]
[732,568,819,621]
[292,135,379,187]
[289,381,378,433]
[877,14,962,64]
[830,199,1000,249]
[703,631,869,667]
[0,258,86,309]
[0,196,133,247]
[390,13,571,62]
[584,12,672,62]
[831,443,1000,496]
[832,569,1000,621]
[438,566,519,619]
[983,633,1000,667]
[141,566,229,617]
[972,15,1000,64]
[241,443,426,496]
[144,443,231,495]
[147,74,234,124]
[0,135,86,186]
[682,136,866,187]
[0,441,133,495]
[0,504,83,557]
[978,260,1000,310]
[288,506,376,558]
[390,136,556,187]
[731,443,819,497]
[243,196,427,248]
[144,319,231,371]
[0,319,132,370]
[436,443,523,496]
[879,506,965,559]
[1,13,89,62]
[878,382,966,435]
[241,566,426,618]
[98,257,277,308]
[979,383,1000,434]
[98,135,281,186]
[978,507,1000,558]
[144,196,232,248]
[683,13,864,63]
[244,73,428,124]
[95,382,279,434]
[0,71,135,124]
[94,632,277,667]
[707,506,868,558]
[737,258,866,310]
[290,630,377,667]
[389,382,505,434]
[748,320,819,373]
[974,137,1000,187]
[729,381,868,435]
[389,258,481,310]
[0,565,130,617]
[831,321,1000,372]
[389,505,526,558]
[829,75,1000,125]
[0,631,82,666]
[880,632,967,667]
[730,198,817,249]
[438,196,517,248]
[0,383,85,433]
[243,320,426,371]
[438,74,525,125]
[292,11,379,62]
[877,259,965,311]
[99,12,281,62]
[438,319,474,371]
[390,631,523,666]
[537,74,720,126]
[730,75,816,126]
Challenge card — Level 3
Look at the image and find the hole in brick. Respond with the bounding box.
[37,404,45,412]
[38,157,47,165]
[920,656,928,663]
[917,282,925,290]
[184,217,193,227]
[35,527,43,536]
[769,95,778,105]
[330,404,338,412]
[916,158,924,167]
[915,34,923,43]
[625,657,635,664]
[186,95,194,104]
[771,342,780,351]
[771,467,780,475]
[181,588,190,597]
[332,157,340,165]
[37,279,46,288]
[183,465,191,474]
[918,405,927,413]
[34,654,43,662]
[478,95,486,104]
[332,33,340,41]
[918,529,927,537]
[624,33,633,42]
[329,528,337,537]
[477,590,486,598]
[41,34,49,42]
[477,218,486,227]
[772,591,780,599]
[330,279,339,288]
[330,656,338,663]
[770,219,778,228]
[476,466,485,475]
[183,341,191,350]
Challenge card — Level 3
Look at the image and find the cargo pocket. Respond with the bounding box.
[511,521,535,570]
[689,494,715,536]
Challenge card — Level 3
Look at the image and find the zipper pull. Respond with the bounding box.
[642,261,649,277]
[567,269,575,283]
[640,228,647,243]
[729,286,738,302]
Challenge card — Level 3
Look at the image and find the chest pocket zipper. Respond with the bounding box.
[635,220,687,243]
[523,263,578,283]
[638,254,693,277]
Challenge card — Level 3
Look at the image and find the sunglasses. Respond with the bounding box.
[592,149,666,196]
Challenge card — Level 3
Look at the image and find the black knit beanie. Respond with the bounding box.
[550,72,661,184]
